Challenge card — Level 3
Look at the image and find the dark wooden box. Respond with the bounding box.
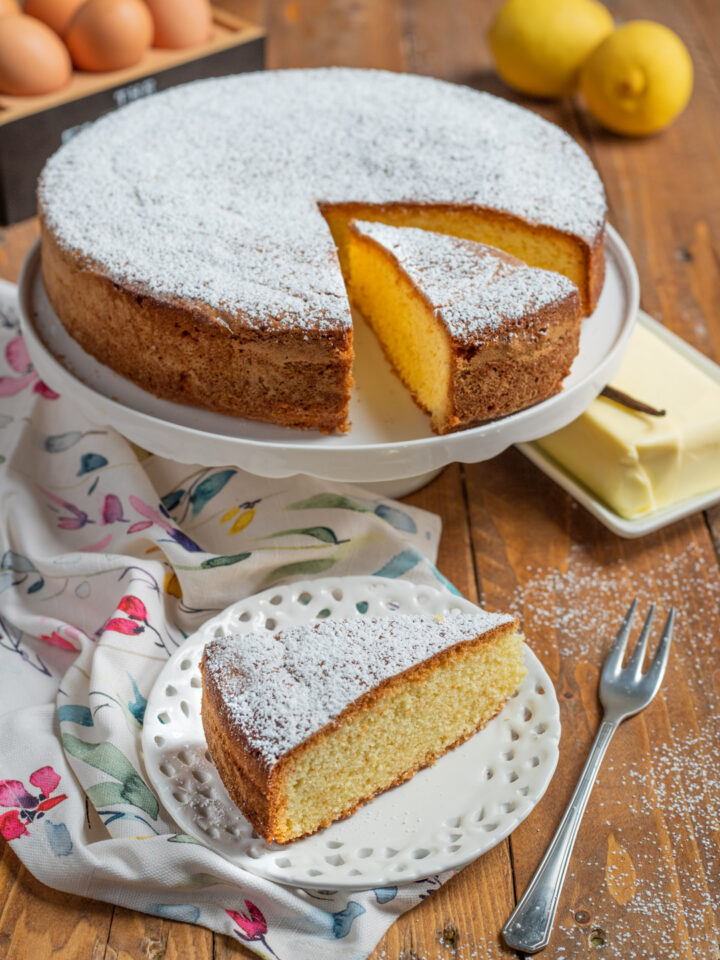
[0,7,264,225]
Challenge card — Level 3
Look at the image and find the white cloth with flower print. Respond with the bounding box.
[0,280,459,960]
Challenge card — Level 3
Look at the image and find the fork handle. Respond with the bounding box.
[502,718,618,954]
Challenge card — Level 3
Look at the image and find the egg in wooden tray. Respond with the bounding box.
[0,0,214,95]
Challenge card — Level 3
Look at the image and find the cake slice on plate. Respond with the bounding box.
[201,612,526,844]
[348,220,582,434]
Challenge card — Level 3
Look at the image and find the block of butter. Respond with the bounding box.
[536,323,720,518]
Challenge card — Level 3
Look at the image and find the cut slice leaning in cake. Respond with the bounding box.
[348,220,582,434]
[201,612,526,844]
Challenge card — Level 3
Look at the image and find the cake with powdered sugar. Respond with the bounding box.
[37,68,606,433]
[348,220,582,433]
[200,612,526,843]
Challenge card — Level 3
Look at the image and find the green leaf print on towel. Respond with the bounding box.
[267,526,348,544]
[259,557,336,588]
[288,493,368,513]
[62,734,159,819]
[200,553,252,569]
[190,470,236,516]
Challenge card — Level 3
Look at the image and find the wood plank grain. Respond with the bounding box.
[213,928,256,959]
[465,449,720,959]
[404,464,479,603]
[259,0,406,70]
[103,905,213,960]
[0,219,38,283]
[0,849,112,959]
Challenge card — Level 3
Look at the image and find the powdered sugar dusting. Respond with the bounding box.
[371,541,719,960]
[39,68,605,333]
[203,611,515,767]
[353,220,579,342]
[498,538,720,960]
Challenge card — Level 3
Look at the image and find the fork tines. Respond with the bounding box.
[603,597,675,691]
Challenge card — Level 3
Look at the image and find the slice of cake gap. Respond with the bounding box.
[347,220,582,435]
[201,612,526,845]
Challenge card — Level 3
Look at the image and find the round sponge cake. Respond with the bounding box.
[38,68,607,432]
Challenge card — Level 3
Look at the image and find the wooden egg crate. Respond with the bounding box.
[0,4,265,225]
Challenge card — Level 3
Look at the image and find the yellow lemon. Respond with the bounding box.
[488,0,614,98]
[579,21,693,135]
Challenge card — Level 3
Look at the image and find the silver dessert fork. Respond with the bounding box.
[502,599,675,954]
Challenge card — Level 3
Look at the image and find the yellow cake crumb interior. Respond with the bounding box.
[322,203,588,306]
[278,630,526,841]
[348,230,452,427]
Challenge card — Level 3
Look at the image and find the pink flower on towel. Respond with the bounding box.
[29,767,61,796]
[226,900,280,957]
[39,486,93,530]
[103,596,148,636]
[105,618,143,635]
[0,336,59,399]
[0,766,67,840]
[40,631,80,652]
[102,494,125,524]
[57,506,91,530]
[118,595,148,622]
[0,809,29,839]
[103,594,174,656]
[128,495,203,553]
[33,380,59,399]
[0,780,36,809]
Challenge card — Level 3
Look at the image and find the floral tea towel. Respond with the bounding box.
[0,278,457,960]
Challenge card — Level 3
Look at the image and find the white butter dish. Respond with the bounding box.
[516,310,720,538]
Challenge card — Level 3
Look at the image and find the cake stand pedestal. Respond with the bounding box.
[349,467,445,498]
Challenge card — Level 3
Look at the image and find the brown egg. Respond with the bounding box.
[65,0,153,71]
[0,14,71,95]
[0,0,21,17]
[24,0,85,35]
[145,0,211,49]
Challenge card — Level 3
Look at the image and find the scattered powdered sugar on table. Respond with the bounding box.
[203,611,514,767]
[508,539,719,670]
[353,220,578,342]
[500,539,719,960]
[370,543,719,960]
[39,68,605,332]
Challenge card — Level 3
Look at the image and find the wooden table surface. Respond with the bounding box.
[2,1,719,957]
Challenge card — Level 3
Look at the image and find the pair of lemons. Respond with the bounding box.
[488,0,693,136]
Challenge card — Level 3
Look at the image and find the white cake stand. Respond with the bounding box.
[19,227,638,497]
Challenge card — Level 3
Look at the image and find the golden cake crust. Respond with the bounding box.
[40,220,354,433]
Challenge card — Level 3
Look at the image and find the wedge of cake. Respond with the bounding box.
[201,612,526,844]
[348,220,582,434]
